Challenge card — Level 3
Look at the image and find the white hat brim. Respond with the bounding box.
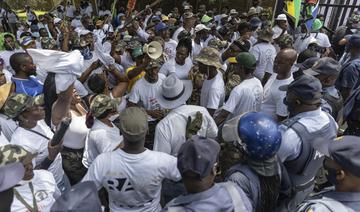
[156,80,193,109]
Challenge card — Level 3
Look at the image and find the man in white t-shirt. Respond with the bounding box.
[272,14,288,40]
[250,27,276,84]
[172,12,195,42]
[195,47,225,116]
[261,49,297,121]
[192,24,210,58]
[83,107,181,212]
[215,52,263,125]
[128,60,166,148]
[155,22,178,59]
[83,94,123,168]
[154,75,218,156]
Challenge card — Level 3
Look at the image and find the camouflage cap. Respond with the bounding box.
[145,59,161,70]
[0,144,36,167]
[90,94,117,118]
[127,40,142,50]
[0,83,12,110]
[260,8,272,17]
[3,93,33,119]
[40,37,57,49]
[115,40,127,51]
[195,47,222,69]
[349,13,360,24]
[277,34,294,47]
[207,38,228,51]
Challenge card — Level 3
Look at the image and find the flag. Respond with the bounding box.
[305,1,320,29]
[127,0,136,17]
[284,0,302,28]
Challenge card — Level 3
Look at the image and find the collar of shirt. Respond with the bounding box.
[167,184,219,206]
[292,108,322,120]
[324,190,360,202]
[92,119,115,130]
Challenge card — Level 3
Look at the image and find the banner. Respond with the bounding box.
[284,0,302,28]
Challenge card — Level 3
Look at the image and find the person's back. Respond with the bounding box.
[154,105,218,156]
[84,148,180,211]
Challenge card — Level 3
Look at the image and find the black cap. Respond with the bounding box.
[295,57,319,71]
[304,57,340,76]
[279,74,322,101]
[349,34,360,48]
[177,136,220,179]
[233,39,251,52]
[328,136,360,177]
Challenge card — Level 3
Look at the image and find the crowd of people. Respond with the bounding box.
[1,0,360,211]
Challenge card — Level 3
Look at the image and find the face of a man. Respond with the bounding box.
[4,37,15,51]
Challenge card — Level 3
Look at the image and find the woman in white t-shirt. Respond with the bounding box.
[4,93,69,193]
[43,73,90,185]
[160,38,193,79]
[82,94,123,168]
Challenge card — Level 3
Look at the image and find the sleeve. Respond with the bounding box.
[153,123,172,155]
[160,154,181,181]
[206,89,222,109]
[340,65,359,88]
[321,34,331,48]
[223,89,240,114]
[136,27,150,42]
[204,112,218,138]
[159,62,169,76]
[277,127,302,163]
[82,155,105,190]
[128,84,140,104]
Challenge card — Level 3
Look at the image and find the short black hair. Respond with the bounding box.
[87,74,106,94]
[176,37,192,55]
[9,53,31,73]
[238,22,251,34]
[297,49,317,64]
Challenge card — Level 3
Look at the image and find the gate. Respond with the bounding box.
[319,0,360,32]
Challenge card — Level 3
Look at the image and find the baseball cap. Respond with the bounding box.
[349,34,360,48]
[3,93,34,119]
[116,107,148,141]
[275,14,287,21]
[230,9,238,15]
[0,163,25,192]
[145,60,161,70]
[279,74,322,101]
[184,5,190,10]
[54,18,62,24]
[0,144,37,167]
[183,12,194,19]
[177,136,220,179]
[304,57,341,76]
[155,22,168,33]
[235,52,257,69]
[20,36,34,46]
[50,181,102,212]
[328,136,360,177]
[194,24,210,33]
[90,94,117,118]
[295,57,319,71]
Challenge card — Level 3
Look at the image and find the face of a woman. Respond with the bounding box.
[175,46,188,65]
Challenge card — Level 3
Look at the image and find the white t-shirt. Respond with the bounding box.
[164,39,178,59]
[192,41,203,58]
[62,112,89,149]
[223,77,263,120]
[83,149,181,212]
[272,25,287,39]
[11,120,64,184]
[82,119,123,168]
[11,170,60,212]
[99,10,112,17]
[154,105,218,156]
[7,11,18,23]
[121,52,135,71]
[0,131,8,146]
[261,74,294,119]
[128,74,165,121]
[0,49,23,73]
[71,19,83,29]
[159,57,193,80]
[81,5,93,17]
[65,5,76,18]
[200,72,225,110]
[0,113,17,141]
[172,26,184,42]
[294,32,331,53]
[250,42,277,80]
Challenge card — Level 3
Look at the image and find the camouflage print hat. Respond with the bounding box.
[3,93,33,119]
[207,38,228,51]
[0,144,37,167]
[90,94,118,118]
[40,37,57,49]
[195,47,222,69]
[349,13,360,24]
[145,59,162,70]
[277,34,294,47]
[260,8,272,18]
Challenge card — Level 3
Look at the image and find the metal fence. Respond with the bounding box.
[319,0,360,31]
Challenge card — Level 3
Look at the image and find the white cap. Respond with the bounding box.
[78,29,92,37]
[184,5,190,10]
[275,14,287,21]
[54,18,62,24]
[230,9,238,15]
[195,24,210,33]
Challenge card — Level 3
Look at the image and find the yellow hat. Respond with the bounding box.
[96,20,104,26]
[228,57,238,64]
[0,83,12,109]
[162,15,169,21]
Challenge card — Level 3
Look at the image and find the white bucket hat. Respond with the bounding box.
[156,74,193,109]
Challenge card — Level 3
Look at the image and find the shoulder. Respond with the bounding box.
[33,170,57,188]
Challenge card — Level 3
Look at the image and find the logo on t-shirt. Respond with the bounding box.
[35,190,49,201]
[107,178,134,192]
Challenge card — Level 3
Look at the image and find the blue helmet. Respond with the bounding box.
[237,112,281,160]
